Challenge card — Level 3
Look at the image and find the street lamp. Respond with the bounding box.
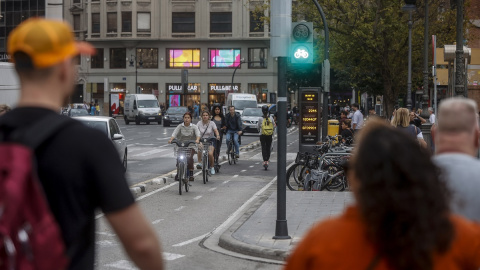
[129,54,143,94]
[402,0,416,111]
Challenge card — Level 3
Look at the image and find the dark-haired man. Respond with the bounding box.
[225,105,242,158]
[0,18,163,270]
[351,103,364,133]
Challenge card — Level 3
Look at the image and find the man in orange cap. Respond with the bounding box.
[0,18,163,270]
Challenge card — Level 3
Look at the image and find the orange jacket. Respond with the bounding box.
[285,206,480,270]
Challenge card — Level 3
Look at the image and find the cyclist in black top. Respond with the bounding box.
[225,106,242,158]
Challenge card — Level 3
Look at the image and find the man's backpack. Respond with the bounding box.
[262,117,274,136]
[0,115,71,270]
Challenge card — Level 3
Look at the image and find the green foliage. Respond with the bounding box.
[292,0,461,114]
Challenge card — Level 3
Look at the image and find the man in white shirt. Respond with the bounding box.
[428,107,436,124]
[432,97,480,221]
[351,103,364,133]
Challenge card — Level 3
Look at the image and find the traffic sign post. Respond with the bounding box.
[290,22,314,64]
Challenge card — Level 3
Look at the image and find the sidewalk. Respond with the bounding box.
[218,190,354,261]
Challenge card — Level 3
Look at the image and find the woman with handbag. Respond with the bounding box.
[211,104,226,163]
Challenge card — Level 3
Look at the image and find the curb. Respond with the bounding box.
[130,176,168,195]
[218,186,287,261]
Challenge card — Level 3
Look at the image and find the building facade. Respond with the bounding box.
[63,0,276,116]
[0,0,63,63]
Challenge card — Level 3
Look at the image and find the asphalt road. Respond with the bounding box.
[95,120,301,270]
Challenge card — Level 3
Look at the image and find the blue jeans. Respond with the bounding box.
[226,130,240,155]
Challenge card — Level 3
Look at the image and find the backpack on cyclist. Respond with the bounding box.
[261,117,274,136]
[0,115,71,270]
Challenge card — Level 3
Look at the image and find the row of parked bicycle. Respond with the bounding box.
[287,135,353,192]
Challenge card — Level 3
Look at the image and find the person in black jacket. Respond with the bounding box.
[225,106,242,158]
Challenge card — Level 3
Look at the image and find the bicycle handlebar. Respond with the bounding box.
[170,140,197,147]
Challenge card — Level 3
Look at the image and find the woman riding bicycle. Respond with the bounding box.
[196,110,221,175]
[168,112,200,181]
[211,104,226,163]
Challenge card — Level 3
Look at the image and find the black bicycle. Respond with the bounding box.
[171,140,196,195]
[226,133,240,165]
[199,137,216,184]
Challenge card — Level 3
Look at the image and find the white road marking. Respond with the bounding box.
[96,240,116,247]
[249,165,254,168]
[172,233,209,247]
[194,195,202,200]
[133,148,168,157]
[233,175,238,178]
[208,188,217,192]
[152,219,164,224]
[96,232,115,237]
[104,260,136,270]
[163,252,185,261]
[222,180,230,184]
[241,170,246,172]
[174,206,185,211]
[156,137,170,140]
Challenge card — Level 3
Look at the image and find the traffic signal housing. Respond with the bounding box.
[291,22,314,64]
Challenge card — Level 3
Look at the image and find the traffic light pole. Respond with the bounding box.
[312,0,330,139]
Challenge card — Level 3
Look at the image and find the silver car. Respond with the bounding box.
[241,107,263,134]
[73,116,128,171]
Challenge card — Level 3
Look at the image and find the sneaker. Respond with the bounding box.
[174,174,179,181]
[189,170,194,181]
[196,163,202,169]
[235,154,239,158]
[210,167,215,175]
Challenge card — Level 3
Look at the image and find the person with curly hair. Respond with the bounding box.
[285,119,480,270]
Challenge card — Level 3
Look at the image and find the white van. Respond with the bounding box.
[226,93,257,115]
[124,94,162,125]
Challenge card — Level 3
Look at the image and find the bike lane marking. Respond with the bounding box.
[172,233,210,247]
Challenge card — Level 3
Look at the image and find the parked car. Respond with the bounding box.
[163,106,189,127]
[241,107,263,134]
[67,108,89,117]
[73,116,128,171]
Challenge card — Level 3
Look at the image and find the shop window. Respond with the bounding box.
[73,0,80,3]
[73,14,80,31]
[248,48,267,68]
[110,48,126,69]
[136,48,158,69]
[92,13,100,33]
[107,12,117,33]
[91,48,104,69]
[122,12,132,32]
[210,12,232,33]
[208,49,240,68]
[167,48,200,68]
[249,11,264,33]
[137,12,150,32]
[172,12,195,33]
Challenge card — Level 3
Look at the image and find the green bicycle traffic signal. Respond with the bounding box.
[291,22,314,64]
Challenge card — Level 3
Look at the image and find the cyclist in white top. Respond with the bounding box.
[196,110,221,175]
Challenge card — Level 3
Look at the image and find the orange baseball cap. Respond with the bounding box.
[7,18,96,68]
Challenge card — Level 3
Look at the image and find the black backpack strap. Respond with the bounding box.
[11,114,73,150]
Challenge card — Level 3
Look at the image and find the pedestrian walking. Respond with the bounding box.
[429,107,436,124]
[433,97,480,222]
[90,102,96,115]
[258,105,275,169]
[409,109,426,128]
[351,103,364,133]
[391,108,427,148]
[339,119,354,145]
[0,18,164,270]
[285,119,480,270]
[193,102,199,119]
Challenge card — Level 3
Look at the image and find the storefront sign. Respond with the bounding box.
[0,53,11,62]
[166,83,200,93]
[110,88,125,92]
[208,83,240,92]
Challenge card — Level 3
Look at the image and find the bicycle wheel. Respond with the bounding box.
[178,163,184,195]
[228,143,233,165]
[286,164,306,191]
[233,153,237,164]
[324,165,346,191]
[185,178,189,192]
[203,156,208,184]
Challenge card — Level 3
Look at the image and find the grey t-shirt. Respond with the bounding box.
[434,153,480,222]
